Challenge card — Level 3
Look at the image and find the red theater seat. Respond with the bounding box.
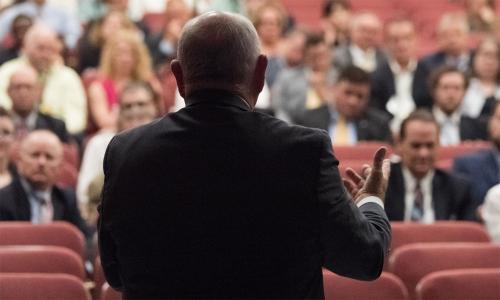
[416,268,500,300]
[0,221,85,257]
[0,273,89,300]
[389,243,500,299]
[322,269,409,300]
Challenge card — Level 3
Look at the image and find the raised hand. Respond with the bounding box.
[343,147,391,204]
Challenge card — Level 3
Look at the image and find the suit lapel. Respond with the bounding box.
[432,171,449,220]
[386,164,406,220]
[51,188,64,221]
[12,179,32,220]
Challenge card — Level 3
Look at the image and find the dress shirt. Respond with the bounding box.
[328,108,357,145]
[0,57,87,134]
[461,78,500,118]
[20,177,54,224]
[0,1,81,49]
[402,167,435,223]
[349,44,377,72]
[483,184,500,243]
[12,111,37,130]
[445,53,470,72]
[433,106,461,146]
[386,59,416,118]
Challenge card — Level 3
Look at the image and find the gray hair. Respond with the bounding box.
[177,11,261,88]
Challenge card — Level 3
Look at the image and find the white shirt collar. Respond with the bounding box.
[433,106,461,125]
[389,58,417,74]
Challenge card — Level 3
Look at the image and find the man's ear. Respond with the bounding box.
[252,55,267,95]
[171,59,185,98]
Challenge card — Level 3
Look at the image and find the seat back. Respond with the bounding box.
[101,283,122,300]
[389,243,500,299]
[0,273,89,300]
[0,221,85,257]
[322,269,409,300]
[0,245,86,279]
[416,268,500,300]
[390,221,491,252]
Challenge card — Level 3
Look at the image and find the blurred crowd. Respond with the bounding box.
[0,0,499,245]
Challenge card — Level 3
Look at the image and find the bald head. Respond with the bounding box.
[8,65,41,116]
[18,130,63,190]
[23,23,61,72]
[171,12,267,106]
[350,13,382,50]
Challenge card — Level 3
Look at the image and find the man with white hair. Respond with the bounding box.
[0,23,87,134]
[412,12,472,109]
[333,12,387,73]
[99,11,391,299]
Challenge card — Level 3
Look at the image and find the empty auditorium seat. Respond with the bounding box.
[0,245,86,280]
[0,273,89,300]
[323,269,409,300]
[101,282,123,300]
[0,221,85,257]
[388,243,500,299]
[390,221,491,252]
[416,268,500,300]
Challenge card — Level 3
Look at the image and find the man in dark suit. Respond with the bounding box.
[298,65,392,145]
[429,65,487,145]
[7,65,70,143]
[453,102,500,205]
[0,130,88,235]
[333,12,387,74]
[99,12,391,299]
[412,12,472,109]
[371,18,418,121]
[385,110,477,222]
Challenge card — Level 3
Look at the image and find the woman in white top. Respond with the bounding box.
[462,37,500,118]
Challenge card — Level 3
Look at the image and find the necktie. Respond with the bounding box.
[411,181,424,221]
[34,192,53,224]
[305,87,322,110]
[334,115,349,145]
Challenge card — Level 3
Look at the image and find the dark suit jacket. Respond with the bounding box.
[0,177,89,236]
[370,60,416,114]
[459,116,488,141]
[453,148,499,205]
[99,89,391,299]
[297,105,392,143]
[35,112,71,143]
[412,51,472,109]
[385,163,477,221]
[333,44,387,72]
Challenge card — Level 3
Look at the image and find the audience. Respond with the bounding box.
[297,66,392,145]
[429,66,487,145]
[371,17,418,129]
[272,33,337,123]
[87,29,162,131]
[333,12,386,73]
[0,107,15,189]
[321,0,352,48]
[0,0,81,50]
[77,10,137,74]
[465,0,496,33]
[0,130,89,236]
[413,12,472,108]
[77,81,158,219]
[453,101,500,206]
[0,14,33,65]
[385,110,477,222]
[461,37,500,118]
[0,24,87,135]
[251,0,287,87]
[147,0,192,69]
[7,65,70,142]
[483,183,500,243]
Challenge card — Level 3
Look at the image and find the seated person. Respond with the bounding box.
[385,110,477,222]
[429,65,488,145]
[483,184,500,243]
[7,65,70,142]
[297,65,391,145]
[0,107,16,189]
[77,81,159,217]
[453,101,500,205]
[0,130,89,236]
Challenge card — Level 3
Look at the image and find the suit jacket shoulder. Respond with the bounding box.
[460,116,488,141]
[36,112,71,143]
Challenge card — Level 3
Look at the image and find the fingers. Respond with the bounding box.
[361,164,371,178]
[342,178,358,197]
[345,168,364,188]
[372,147,387,171]
[382,158,391,180]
